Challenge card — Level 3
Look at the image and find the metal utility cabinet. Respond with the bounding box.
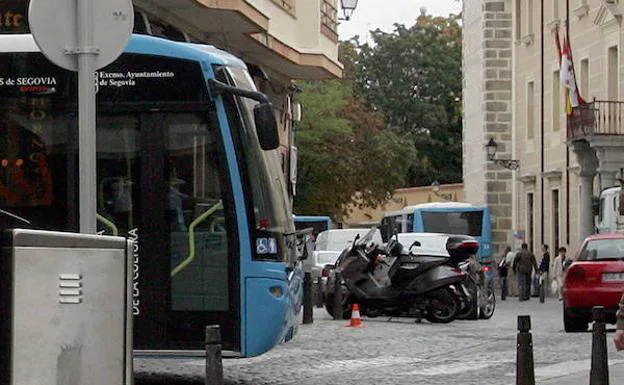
[0,229,133,385]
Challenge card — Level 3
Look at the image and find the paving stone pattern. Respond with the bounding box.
[135,298,624,385]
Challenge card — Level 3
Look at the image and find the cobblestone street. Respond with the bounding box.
[135,297,624,385]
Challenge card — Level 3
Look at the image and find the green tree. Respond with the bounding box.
[353,11,463,186]
[293,64,416,219]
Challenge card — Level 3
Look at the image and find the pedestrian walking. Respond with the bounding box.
[505,245,518,297]
[498,246,511,300]
[512,243,538,301]
[538,244,550,296]
[614,291,624,351]
[551,246,568,300]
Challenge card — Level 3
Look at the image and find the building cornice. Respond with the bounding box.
[542,169,563,180]
[546,19,560,33]
[519,174,537,184]
[522,34,535,46]
[573,4,590,19]
[594,1,623,28]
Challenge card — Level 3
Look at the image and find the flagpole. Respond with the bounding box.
[565,0,570,247]
[540,0,545,247]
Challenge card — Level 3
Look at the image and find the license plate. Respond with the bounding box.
[603,272,624,282]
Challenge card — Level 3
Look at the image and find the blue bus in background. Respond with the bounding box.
[380,202,494,281]
[0,33,304,357]
[294,215,333,240]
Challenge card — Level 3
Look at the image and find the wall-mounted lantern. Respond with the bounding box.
[485,138,520,170]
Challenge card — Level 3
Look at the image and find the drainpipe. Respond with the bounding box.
[540,0,545,247]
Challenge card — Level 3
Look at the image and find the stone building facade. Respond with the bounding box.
[463,0,515,256]
[464,0,624,256]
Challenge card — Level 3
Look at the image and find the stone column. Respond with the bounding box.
[579,175,595,242]
[570,140,598,244]
[593,139,624,191]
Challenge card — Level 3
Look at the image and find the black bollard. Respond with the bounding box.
[332,272,343,320]
[590,306,610,385]
[516,315,535,385]
[205,325,224,385]
[303,272,313,324]
[315,276,324,308]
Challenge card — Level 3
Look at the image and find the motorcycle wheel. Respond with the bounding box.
[324,292,352,320]
[425,287,459,324]
[456,284,479,320]
[479,286,496,319]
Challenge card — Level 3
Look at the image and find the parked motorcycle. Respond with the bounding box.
[324,229,474,324]
[455,257,496,320]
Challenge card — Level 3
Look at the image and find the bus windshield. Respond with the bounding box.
[226,66,291,235]
[421,211,484,237]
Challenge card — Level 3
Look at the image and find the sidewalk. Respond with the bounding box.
[540,361,624,385]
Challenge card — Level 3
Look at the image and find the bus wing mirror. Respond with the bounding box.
[254,103,279,151]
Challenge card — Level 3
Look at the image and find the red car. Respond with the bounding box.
[562,233,624,332]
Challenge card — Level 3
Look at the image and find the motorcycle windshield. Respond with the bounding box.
[336,248,369,278]
[355,227,379,247]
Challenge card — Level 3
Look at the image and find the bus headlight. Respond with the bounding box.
[269,286,284,298]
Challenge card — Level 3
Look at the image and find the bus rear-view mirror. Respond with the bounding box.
[254,103,279,151]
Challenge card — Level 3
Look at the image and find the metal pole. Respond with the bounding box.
[539,274,545,303]
[590,306,610,385]
[303,272,313,324]
[516,315,536,385]
[315,276,324,308]
[332,272,343,320]
[77,0,97,233]
[205,325,224,385]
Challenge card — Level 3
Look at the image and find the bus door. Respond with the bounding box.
[96,109,240,352]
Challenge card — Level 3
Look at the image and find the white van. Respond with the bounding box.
[312,228,383,280]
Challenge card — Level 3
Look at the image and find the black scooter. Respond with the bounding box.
[324,229,474,324]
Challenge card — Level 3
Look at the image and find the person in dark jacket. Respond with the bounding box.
[513,243,539,301]
[537,244,550,297]
[539,244,550,274]
[498,246,511,300]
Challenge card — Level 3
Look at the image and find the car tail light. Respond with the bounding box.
[566,265,586,282]
[483,266,491,273]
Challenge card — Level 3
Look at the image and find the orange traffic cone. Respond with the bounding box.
[347,304,364,328]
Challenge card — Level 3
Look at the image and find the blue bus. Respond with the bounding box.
[293,215,333,240]
[0,33,304,357]
[380,202,494,280]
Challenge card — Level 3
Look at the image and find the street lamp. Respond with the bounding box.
[485,138,520,170]
[430,180,452,201]
[339,0,359,21]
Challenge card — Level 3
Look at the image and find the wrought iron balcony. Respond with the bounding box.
[567,100,624,140]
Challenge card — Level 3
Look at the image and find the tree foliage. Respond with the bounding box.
[293,78,416,219]
[292,10,462,220]
[353,12,463,185]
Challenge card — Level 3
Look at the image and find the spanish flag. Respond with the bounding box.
[555,28,584,114]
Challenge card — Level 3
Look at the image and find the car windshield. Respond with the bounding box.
[579,239,624,261]
[396,233,450,256]
[316,250,341,265]
[316,229,380,251]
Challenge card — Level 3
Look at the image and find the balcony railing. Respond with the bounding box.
[567,100,624,140]
[321,0,338,42]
